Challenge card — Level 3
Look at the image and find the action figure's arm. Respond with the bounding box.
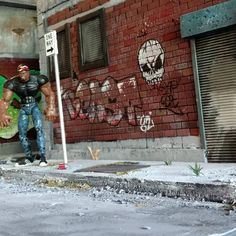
[40,82,57,121]
[0,88,13,128]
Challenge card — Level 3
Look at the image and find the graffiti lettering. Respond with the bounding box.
[138,113,154,132]
[62,76,186,130]
[160,80,178,94]
[159,80,184,115]
[62,76,142,126]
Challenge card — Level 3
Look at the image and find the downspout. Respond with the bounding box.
[190,39,208,163]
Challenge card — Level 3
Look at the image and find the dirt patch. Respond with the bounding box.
[74,161,150,174]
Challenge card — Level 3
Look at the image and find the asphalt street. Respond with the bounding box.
[0,178,236,236]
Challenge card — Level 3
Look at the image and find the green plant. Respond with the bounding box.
[189,163,203,176]
[164,160,173,166]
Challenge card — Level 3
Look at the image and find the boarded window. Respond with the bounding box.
[77,9,108,71]
[49,24,71,80]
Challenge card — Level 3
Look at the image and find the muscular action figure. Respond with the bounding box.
[0,64,57,166]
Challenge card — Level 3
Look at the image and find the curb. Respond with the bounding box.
[0,167,235,203]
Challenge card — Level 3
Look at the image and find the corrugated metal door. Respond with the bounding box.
[195,27,236,162]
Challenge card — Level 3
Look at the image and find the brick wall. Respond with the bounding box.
[46,0,226,144]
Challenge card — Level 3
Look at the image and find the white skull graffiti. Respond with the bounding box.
[138,39,165,85]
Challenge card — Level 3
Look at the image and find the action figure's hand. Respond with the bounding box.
[0,99,12,128]
[44,107,57,122]
[0,114,12,128]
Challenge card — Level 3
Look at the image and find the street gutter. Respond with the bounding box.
[0,167,235,203]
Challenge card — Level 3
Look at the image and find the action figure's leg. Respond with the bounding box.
[31,105,47,165]
[18,109,34,162]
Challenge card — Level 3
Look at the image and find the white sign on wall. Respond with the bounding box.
[44,30,58,56]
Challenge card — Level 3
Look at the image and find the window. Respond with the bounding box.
[77,8,108,71]
[49,24,71,80]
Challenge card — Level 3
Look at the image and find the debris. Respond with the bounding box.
[87,146,100,160]
[0,160,7,165]
[140,226,151,230]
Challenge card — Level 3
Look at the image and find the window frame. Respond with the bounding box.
[77,8,108,71]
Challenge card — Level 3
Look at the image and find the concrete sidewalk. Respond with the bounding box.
[0,159,235,203]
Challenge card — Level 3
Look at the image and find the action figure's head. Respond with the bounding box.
[17,64,30,82]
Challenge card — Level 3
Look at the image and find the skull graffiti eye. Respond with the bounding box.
[141,64,151,73]
[155,54,163,70]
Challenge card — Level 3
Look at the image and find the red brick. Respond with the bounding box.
[89,1,99,9]
[160,8,173,18]
[57,11,66,21]
[130,2,142,9]
[163,130,177,137]
[153,130,164,138]
[105,6,114,15]
[190,128,199,136]
[80,1,90,12]
[114,2,125,11]
[188,113,198,121]
[157,123,170,130]
[175,114,189,122]
[163,115,175,123]
[137,4,148,14]
[142,0,153,6]
[99,0,109,4]
[147,1,161,10]
[47,15,56,26]
[177,129,190,136]
[182,68,193,76]
[179,41,189,49]
[170,122,182,129]
[186,97,197,105]
[163,32,178,41]
[64,8,71,19]
[72,6,82,15]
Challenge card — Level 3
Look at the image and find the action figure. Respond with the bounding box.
[0,64,57,166]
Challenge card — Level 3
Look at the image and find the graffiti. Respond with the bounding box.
[62,76,142,126]
[159,80,184,115]
[60,38,186,133]
[137,39,183,115]
[62,77,185,131]
[138,39,165,85]
[138,113,154,132]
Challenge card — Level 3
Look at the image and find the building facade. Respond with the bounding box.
[37,0,236,162]
[0,0,39,157]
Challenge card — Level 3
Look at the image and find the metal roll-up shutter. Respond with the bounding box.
[195,27,236,162]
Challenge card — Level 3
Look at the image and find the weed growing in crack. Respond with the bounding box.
[164,160,173,166]
[189,163,203,176]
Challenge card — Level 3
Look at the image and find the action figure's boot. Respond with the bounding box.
[39,155,48,167]
[16,155,35,166]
